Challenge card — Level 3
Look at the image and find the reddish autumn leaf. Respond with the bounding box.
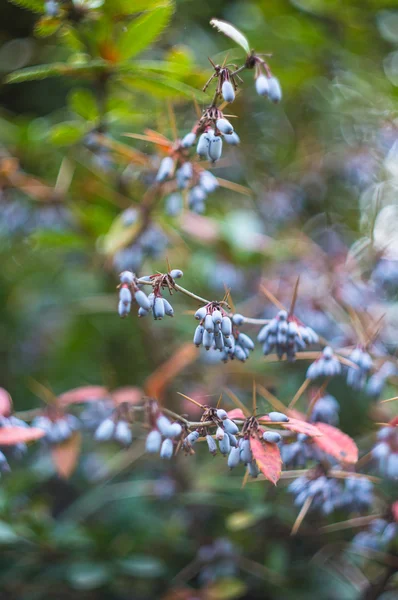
[226,408,246,420]
[250,435,282,485]
[0,426,45,445]
[389,416,398,427]
[59,386,108,405]
[392,501,398,523]
[111,386,142,405]
[51,431,81,479]
[257,415,322,437]
[282,418,322,437]
[0,388,12,417]
[312,422,358,464]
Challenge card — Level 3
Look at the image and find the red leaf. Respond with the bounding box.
[312,422,358,464]
[59,386,108,405]
[282,418,322,437]
[258,416,322,437]
[0,426,45,445]
[250,435,282,485]
[392,501,398,523]
[51,431,81,479]
[0,388,12,417]
[111,386,142,405]
[226,409,246,420]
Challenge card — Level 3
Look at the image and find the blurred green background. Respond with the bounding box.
[0,0,397,598]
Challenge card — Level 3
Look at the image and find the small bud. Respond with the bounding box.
[118,301,130,318]
[218,433,231,455]
[114,420,132,446]
[206,434,217,455]
[120,271,134,284]
[268,76,282,103]
[160,438,174,459]
[94,418,115,441]
[263,431,282,444]
[212,309,222,324]
[216,409,228,420]
[162,298,174,317]
[269,411,289,422]
[223,418,239,435]
[204,314,215,333]
[193,325,204,347]
[240,439,252,464]
[146,430,162,453]
[216,426,225,440]
[208,134,223,163]
[216,118,234,135]
[197,132,211,159]
[228,446,241,468]
[224,132,240,145]
[203,330,214,350]
[232,313,244,325]
[165,193,183,216]
[156,156,174,182]
[186,431,200,446]
[199,170,219,193]
[255,74,269,97]
[166,422,182,438]
[195,306,207,320]
[156,414,172,436]
[135,290,151,311]
[170,269,183,279]
[153,296,165,320]
[181,132,196,148]
[222,80,235,103]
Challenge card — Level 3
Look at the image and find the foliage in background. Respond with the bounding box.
[0,0,397,599]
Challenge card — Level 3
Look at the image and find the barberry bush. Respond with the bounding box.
[0,0,397,598]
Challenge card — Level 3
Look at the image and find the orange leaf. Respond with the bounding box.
[144,343,198,400]
[312,422,358,464]
[0,388,12,417]
[226,408,246,420]
[111,386,142,405]
[51,432,81,479]
[250,435,282,485]
[0,426,45,445]
[59,386,108,405]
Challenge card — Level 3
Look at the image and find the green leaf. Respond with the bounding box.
[210,19,251,55]
[49,122,88,145]
[30,230,87,251]
[0,522,19,544]
[67,563,110,590]
[68,89,98,121]
[59,26,87,52]
[117,556,165,578]
[120,72,207,101]
[34,16,62,38]
[8,0,44,14]
[5,60,108,84]
[103,0,170,16]
[117,2,175,61]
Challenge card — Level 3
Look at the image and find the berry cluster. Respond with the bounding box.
[289,472,374,515]
[145,413,183,460]
[257,309,318,361]
[306,346,341,379]
[32,413,80,444]
[372,424,398,480]
[352,518,398,552]
[346,347,373,390]
[193,308,254,362]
